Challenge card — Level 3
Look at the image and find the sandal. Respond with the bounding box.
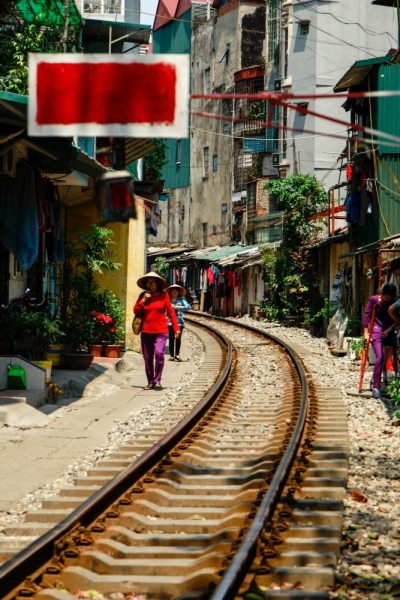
[174,356,182,362]
[168,357,175,361]
[144,384,154,390]
[154,382,163,389]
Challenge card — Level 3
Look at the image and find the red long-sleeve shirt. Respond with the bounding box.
[133,291,179,334]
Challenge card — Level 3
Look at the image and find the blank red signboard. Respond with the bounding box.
[28,54,189,138]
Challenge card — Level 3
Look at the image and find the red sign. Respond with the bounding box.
[28,54,189,138]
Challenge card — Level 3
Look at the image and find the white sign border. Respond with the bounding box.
[28,53,189,138]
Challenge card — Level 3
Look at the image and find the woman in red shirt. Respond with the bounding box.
[134,272,180,390]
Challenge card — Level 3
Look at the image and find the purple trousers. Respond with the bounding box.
[141,332,168,385]
[371,332,397,389]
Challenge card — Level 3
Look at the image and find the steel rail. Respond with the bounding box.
[188,314,309,600]
[0,320,232,599]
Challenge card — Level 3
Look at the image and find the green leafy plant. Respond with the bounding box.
[386,376,400,405]
[0,19,81,95]
[143,139,169,181]
[62,225,122,352]
[94,289,125,344]
[393,409,400,419]
[349,338,363,353]
[257,299,269,310]
[151,256,169,280]
[346,315,362,337]
[260,174,327,322]
[0,304,64,361]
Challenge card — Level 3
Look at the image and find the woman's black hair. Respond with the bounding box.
[382,283,397,297]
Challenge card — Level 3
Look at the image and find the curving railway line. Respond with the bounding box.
[0,315,349,600]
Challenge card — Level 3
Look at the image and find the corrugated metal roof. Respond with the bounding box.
[14,0,82,27]
[174,244,259,263]
[333,57,387,92]
[190,244,259,262]
[125,138,155,165]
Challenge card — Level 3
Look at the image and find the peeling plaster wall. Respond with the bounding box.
[190,1,266,248]
[148,186,191,244]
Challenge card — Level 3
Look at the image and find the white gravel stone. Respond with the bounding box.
[237,316,400,598]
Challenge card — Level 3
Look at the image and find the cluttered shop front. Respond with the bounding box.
[167,244,268,317]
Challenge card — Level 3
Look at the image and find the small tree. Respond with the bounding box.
[0,18,81,95]
[261,174,327,319]
[151,256,169,281]
[143,140,169,181]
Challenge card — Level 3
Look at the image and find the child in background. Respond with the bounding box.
[166,284,191,361]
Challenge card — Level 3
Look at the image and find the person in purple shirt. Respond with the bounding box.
[363,283,397,398]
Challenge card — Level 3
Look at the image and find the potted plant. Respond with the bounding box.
[61,225,121,369]
[256,299,268,320]
[94,290,125,357]
[348,337,364,361]
[0,303,64,361]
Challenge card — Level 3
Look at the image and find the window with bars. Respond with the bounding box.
[234,77,265,133]
[204,68,211,94]
[203,147,209,178]
[284,27,289,79]
[202,223,208,247]
[213,153,218,173]
[82,0,122,14]
[267,0,279,64]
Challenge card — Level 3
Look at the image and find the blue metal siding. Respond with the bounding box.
[153,11,191,189]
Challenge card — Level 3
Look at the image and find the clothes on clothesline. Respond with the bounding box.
[0,161,65,269]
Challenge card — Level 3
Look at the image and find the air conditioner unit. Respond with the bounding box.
[274,79,281,91]
[272,153,280,167]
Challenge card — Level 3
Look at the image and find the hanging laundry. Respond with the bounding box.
[346,163,353,181]
[45,181,65,262]
[0,161,39,269]
[149,193,161,236]
[207,266,214,284]
[226,269,235,287]
[359,183,378,228]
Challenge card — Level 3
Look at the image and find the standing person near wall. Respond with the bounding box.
[133,272,180,390]
[363,283,397,398]
[166,284,191,361]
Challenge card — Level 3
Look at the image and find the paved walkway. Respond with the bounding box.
[0,336,196,511]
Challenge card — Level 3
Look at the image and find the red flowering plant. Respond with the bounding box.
[92,310,114,343]
[92,290,125,344]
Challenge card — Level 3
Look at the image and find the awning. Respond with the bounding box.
[308,233,349,250]
[125,138,155,165]
[14,0,82,27]
[83,18,151,46]
[334,56,392,92]
[0,91,152,179]
[176,244,259,263]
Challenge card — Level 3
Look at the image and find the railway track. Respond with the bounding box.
[0,315,349,600]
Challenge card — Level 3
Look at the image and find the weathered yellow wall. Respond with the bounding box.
[67,199,146,352]
[125,199,146,352]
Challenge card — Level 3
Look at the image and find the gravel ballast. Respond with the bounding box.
[238,316,400,599]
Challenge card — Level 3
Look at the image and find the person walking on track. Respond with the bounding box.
[134,272,180,390]
[363,283,397,398]
[166,284,191,361]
